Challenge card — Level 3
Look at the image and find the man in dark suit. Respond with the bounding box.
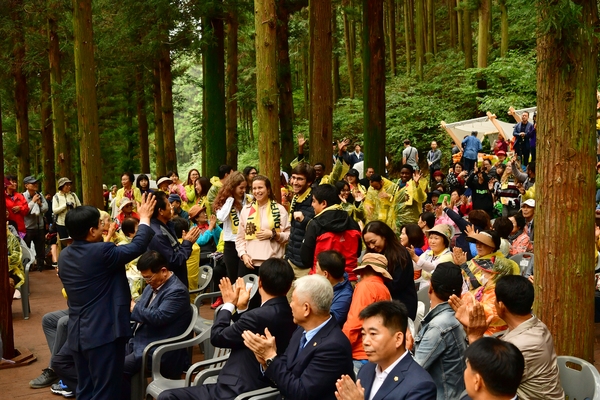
[335,301,436,400]
[158,258,297,400]
[122,250,193,398]
[243,274,355,400]
[148,191,200,288]
[58,194,156,400]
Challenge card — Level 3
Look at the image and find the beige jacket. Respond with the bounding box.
[235,201,290,266]
[501,316,564,400]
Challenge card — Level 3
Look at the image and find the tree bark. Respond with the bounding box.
[499,0,508,57]
[159,44,177,174]
[11,0,30,187]
[226,8,239,171]
[449,0,457,48]
[462,5,473,68]
[343,0,356,98]
[302,40,310,119]
[203,14,227,176]
[403,0,412,76]
[40,68,56,194]
[135,67,150,173]
[0,97,14,360]
[153,62,166,177]
[255,0,281,201]
[415,0,425,79]
[332,11,342,102]
[73,0,103,208]
[477,0,490,68]
[456,0,463,50]
[277,0,295,172]
[362,0,386,175]
[387,0,397,76]
[425,0,434,61]
[310,0,333,171]
[48,9,70,182]
[535,0,598,361]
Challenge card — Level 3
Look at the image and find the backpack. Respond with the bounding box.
[310,230,362,281]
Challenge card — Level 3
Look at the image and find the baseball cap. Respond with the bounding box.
[23,176,39,184]
[522,199,535,208]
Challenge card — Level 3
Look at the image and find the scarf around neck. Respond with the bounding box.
[245,200,281,240]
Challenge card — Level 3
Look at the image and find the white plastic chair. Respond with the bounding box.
[19,243,34,319]
[189,265,213,297]
[234,387,280,400]
[509,252,534,277]
[557,355,600,400]
[417,285,430,315]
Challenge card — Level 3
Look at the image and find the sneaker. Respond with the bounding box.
[29,368,59,388]
[211,296,224,309]
[51,380,74,397]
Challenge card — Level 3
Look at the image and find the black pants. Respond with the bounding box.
[25,228,46,268]
[223,241,243,282]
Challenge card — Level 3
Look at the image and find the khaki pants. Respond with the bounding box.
[286,259,311,302]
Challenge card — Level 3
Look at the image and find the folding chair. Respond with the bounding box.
[509,252,534,277]
[417,285,430,315]
[557,355,600,400]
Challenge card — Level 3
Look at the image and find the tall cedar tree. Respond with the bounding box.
[40,68,56,193]
[136,67,150,174]
[159,44,178,174]
[363,0,386,174]
[535,0,598,361]
[255,0,281,201]
[73,0,103,207]
[226,8,239,170]
[309,0,333,172]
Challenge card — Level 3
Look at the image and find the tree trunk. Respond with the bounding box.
[456,0,463,50]
[415,0,425,79]
[135,67,150,173]
[310,0,333,171]
[201,51,207,176]
[425,0,434,61]
[40,68,56,194]
[277,0,295,171]
[535,0,598,361]
[362,0,386,175]
[332,11,342,103]
[48,10,70,182]
[403,0,412,76]
[226,9,239,170]
[343,2,356,98]
[153,63,166,177]
[302,40,310,119]
[387,0,397,76]
[255,0,281,201]
[477,0,490,68]
[73,0,103,208]
[204,15,227,176]
[499,0,508,57]
[159,44,177,174]
[449,0,457,48]
[463,5,473,68]
[11,0,30,187]
[0,97,14,360]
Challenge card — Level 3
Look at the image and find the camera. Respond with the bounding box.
[66,202,74,209]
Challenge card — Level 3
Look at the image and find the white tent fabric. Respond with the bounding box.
[443,107,537,144]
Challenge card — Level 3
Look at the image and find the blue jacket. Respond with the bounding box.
[130,274,192,375]
[59,224,154,352]
[461,136,482,160]
[413,302,467,400]
[331,276,353,327]
[512,121,534,152]
[358,353,437,400]
[148,219,194,288]
[285,189,315,269]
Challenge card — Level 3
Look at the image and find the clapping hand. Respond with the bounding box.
[219,277,241,307]
[136,193,156,223]
[452,247,467,265]
[242,328,277,367]
[182,226,201,243]
[335,375,365,400]
[465,224,477,238]
[208,215,217,230]
[413,170,422,183]
[235,277,251,310]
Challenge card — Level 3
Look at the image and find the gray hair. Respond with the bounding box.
[292,275,333,315]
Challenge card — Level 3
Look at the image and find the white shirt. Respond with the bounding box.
[216,197,243,242]
[368,350,410,400]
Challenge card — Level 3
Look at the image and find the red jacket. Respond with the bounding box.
[5,191,29,234]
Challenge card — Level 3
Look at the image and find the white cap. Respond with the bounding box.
[522,199,535,208]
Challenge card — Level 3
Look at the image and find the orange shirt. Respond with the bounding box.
[342,275,391,360]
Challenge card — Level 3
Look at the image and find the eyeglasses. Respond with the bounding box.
[143,273,157,282]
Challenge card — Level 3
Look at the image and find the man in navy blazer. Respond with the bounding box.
[58,194,156,400]
[243,274,355,400]
[123,250,193,397]
[148,191,200,288]
[335,301,436,400]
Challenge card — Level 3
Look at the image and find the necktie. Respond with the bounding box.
[296,333,307,359]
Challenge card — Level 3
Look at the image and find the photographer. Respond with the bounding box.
[52,177,82,241]
[23,176,49,270]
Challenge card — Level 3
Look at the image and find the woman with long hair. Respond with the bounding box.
[167,170,188,203]
[242,166,258,194]
[135,174,153,196]
[214,171,251,282]
[193,176,212,215]
[236,175,290,276]
[362,221,417,320]
[183,169,200,211]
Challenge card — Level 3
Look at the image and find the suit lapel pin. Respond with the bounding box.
[394,376,399,382]
[313,342,317,346]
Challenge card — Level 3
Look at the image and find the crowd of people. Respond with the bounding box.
[2,118,574,400]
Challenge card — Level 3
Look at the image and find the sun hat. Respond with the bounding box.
[427,224,453,245]
[57,177,72,189]
[156,177,172,187]
[188,205,207,220]
[118,197,133,211]
[354,253,392,280]
[466,231,497,249]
